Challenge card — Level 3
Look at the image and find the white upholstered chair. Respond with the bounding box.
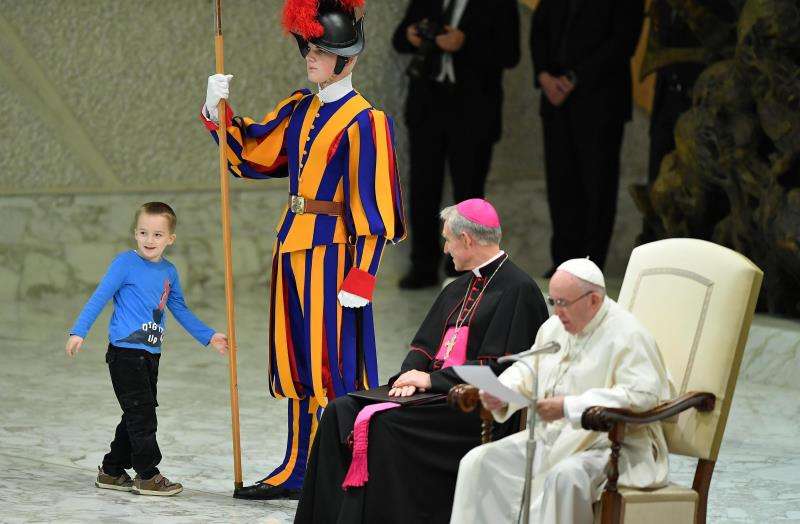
[584,238,763,524]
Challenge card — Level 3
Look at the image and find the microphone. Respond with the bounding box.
[497,341,561,363]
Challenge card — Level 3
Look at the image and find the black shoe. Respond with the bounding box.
[399,270,439,289]
[542,266,557,279]
[233,482,302,500]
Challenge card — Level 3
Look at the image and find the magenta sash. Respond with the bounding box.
[341,401,400,489]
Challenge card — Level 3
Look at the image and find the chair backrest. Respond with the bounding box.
[617,239,762,461]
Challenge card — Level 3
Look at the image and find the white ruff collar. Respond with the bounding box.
[317,74,353,103]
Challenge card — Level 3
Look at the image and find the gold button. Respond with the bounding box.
[310,125,315,130]
[306,136,310,141]
[315,113,320,118]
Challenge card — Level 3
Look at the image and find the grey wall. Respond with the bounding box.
[0,1,648,304]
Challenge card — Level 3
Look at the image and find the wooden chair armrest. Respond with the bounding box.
[448,384,481,413]
[448,384,495,444]
[583,390,717,520]
[581,391,716,432]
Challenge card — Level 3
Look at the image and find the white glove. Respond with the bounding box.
[337,290,369,308]
[204,74,233,123]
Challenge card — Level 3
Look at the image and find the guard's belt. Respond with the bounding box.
[289,194,345,216]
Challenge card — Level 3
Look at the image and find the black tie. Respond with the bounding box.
[441,0,456,27]
[432,0,458,79]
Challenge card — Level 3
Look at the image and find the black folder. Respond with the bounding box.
[347,384,447,406]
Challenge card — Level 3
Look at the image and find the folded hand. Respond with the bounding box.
[435,25,465,53]
[388,369,432,397]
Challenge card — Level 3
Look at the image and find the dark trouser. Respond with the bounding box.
[102,344,161,480]
[543,109,625,269]
[407,83,485,276]
[471,138,496,198]
[296,392,522,523]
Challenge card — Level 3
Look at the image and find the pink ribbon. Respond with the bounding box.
[341,401,400,489]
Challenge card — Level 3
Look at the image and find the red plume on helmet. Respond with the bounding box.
[282,0,365,39]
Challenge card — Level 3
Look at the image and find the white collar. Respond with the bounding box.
[472,250,505,277]
[317,74,353,104]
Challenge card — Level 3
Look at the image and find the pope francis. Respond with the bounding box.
[450,258,674,524]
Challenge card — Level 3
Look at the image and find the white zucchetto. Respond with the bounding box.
[557,258,606,288]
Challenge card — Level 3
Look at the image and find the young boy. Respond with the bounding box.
[66,202,228,496]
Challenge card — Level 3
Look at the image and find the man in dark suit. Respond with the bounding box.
[472,1,520,198]
[393,0,520,289]
[531,0,644,273]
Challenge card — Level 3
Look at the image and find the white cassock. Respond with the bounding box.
[450,297,675,524]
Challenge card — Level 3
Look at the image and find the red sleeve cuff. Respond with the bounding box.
[199,103,234,132]
[340,268,376,301]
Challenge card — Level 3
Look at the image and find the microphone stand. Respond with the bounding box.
[497,342,559,524]
[499,355,538,524]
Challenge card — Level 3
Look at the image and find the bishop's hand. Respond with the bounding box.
[388,385,417,397]
[389,369,432,397]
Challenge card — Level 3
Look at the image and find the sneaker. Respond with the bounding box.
[132,473,183,496]
[95,466,134,492]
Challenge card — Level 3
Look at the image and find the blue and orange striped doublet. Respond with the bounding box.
[202,88,405,489]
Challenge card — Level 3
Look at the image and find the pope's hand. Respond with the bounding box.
[205,73,233,121]
[479,389,507,412]
[536,396,565,422]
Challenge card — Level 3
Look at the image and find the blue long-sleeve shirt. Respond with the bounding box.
[70,250,215,354]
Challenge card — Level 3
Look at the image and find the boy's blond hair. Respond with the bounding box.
[135,202,177,233]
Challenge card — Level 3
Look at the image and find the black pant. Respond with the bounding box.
[102,345,161,479]
[543,109,625,269]
[407,83,485,276]
[471,138,496,198]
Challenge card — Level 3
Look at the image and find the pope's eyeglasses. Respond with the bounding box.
[546,291,593,308]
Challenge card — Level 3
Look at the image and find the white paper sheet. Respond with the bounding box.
[452,365,530,406]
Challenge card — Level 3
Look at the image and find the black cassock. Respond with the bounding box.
[295,255,549,524]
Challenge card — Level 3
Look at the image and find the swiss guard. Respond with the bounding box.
[200,0,405,500]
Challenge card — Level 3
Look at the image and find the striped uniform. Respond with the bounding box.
[202,88,405,489]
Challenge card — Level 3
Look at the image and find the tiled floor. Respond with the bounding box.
[2,253,798,523]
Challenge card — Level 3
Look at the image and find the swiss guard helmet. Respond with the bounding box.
[283,0,366,75]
